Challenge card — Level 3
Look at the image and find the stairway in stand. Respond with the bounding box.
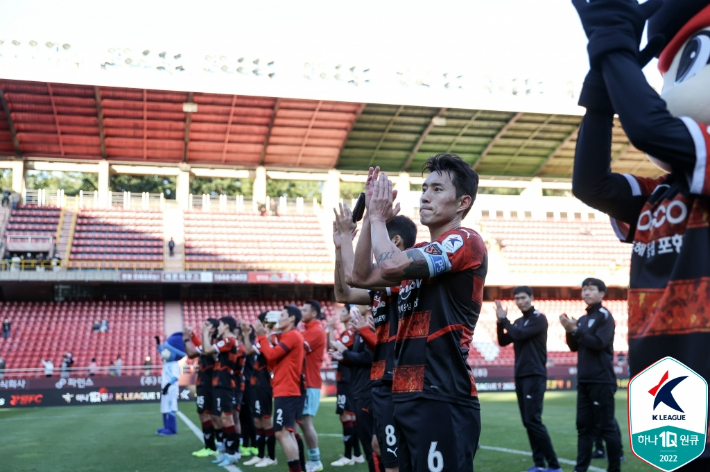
[56,208,75,263]
[163,301,184,337]
[163,207,184,272]
[0,206,9,241]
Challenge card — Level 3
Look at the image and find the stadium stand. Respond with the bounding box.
[0,295,629,374]
[183,212,331,271]
[5,206,61,237]
[479,216,630,273]
[68,208,164,270]
[0,300,164,373]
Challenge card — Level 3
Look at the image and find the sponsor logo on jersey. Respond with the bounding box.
[442,234,464,253]
[399,279,422,301]
[636,200,688,232]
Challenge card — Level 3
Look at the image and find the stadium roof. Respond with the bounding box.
[0,79,662,179]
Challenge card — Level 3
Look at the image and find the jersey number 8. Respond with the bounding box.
[385,425,396,447]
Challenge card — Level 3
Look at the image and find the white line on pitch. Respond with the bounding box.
[177,412,601,472]
[177,410,241,472]
[479,445,605,472]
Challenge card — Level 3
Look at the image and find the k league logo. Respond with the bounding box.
[628,357,708,471]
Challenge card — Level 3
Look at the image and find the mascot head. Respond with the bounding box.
[160,332,186,362]
[647,0,710,170]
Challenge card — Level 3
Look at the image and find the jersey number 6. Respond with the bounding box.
[428,441,443,472]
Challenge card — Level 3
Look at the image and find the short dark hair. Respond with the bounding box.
[258,311,268,323]
[582,278,607,294]
[205,318,220,340]
[305,300,323,320]
[422,153,479,218]
[284,305,302,325]
[219,316,237,333]
[386,215,418,249]
[513,286,533,297]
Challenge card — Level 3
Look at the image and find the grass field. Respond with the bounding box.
[0,392,657,472]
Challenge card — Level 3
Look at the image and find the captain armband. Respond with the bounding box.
[413,242,452,277]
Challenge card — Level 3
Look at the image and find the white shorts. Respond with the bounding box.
[160,384,178,413]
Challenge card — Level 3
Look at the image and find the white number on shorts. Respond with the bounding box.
[255,400,261,414]
[428,441,443,472]
[337,395,346,408]
[276,408,283,425]
[196,396,204,409]
[385,425,396,447]
[216,397,221,410]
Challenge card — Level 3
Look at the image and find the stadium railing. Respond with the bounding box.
[0,259,61,271]
[0,365,164,379]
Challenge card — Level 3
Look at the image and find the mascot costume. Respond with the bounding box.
[571,0,710,470]
[155,333,186,436]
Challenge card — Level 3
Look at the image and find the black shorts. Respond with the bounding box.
[232,388,244,413]
[394,398,481,472]
[372,384,399,468]
[251,387,273,418]
[196,384,214,415]
[336,382,355,415]
[213,387,235,415]
[273,396,301,432]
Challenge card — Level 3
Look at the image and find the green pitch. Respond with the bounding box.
[0,392,657,471]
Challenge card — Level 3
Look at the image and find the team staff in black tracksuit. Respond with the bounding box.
[333,307,376,472]
[560,278,620,472]
[496,286,561,472]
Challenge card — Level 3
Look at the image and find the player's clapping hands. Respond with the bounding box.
[330,350,344,361]
[367,169,400,223]
[494,300,508,322]
[329,339,347,361]
[240,321,252,336]
[254,319,267,337]
[559,313,578,333]
[183,326,193,339]
[333,203,358,239]
[349,306,371,331]
[201,321,212,334]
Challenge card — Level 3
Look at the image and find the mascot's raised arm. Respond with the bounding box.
[571,0,710,467]
[155,332,186,436]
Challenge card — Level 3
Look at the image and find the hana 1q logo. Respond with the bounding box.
[628,357,708,471]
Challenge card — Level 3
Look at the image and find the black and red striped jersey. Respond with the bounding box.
[335,327,355,384]
[191,332,215,387]
[212,336,238,389]
[251,351,271,389]
[232,343,246,392]
[607,121,710,389]
[393,227,487,406]
[370,286,400,384]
